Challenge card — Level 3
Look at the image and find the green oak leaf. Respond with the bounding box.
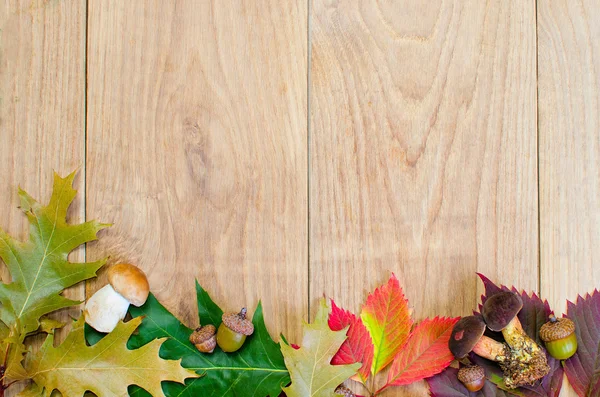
[0,172,109,334]
[87,282,290,397]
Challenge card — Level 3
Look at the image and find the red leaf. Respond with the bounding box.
[564,290,600,397]
[382,317,459,388]
[360,274,412,375]
[328,299,373,383]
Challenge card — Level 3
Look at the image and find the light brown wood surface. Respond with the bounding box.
[0,0,598,396]
[538,2,600,396]
[310,1,538,394]
[0,0,86,395]
[85,0,308,339]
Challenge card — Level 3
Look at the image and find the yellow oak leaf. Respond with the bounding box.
[281,299,360,397]
[25,316,197,397]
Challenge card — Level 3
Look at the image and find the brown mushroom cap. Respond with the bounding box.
[457,365,485,384]
[449,316,487,359]
[107,263,150,307]
[540,316,576,341]
[222,308,254,336]
[482,292,523,332]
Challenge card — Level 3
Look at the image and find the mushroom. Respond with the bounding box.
[84,263,150,333]
[481,292,551,388]
[449,316,509,361]
[482,292,541,360]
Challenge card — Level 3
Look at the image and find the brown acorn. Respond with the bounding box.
[189,324,217,353]
[457,365,486,392]
[216,308,254,353]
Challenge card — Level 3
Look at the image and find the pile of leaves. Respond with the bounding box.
[1,172,598,397]
[0,173,195,396]
[87,284,291,397]
[322,274,459,396]
[427,274,600,397]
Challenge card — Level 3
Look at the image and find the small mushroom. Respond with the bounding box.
[482,292,543,359]
[457,365,486,392]
[449,316,509,361]
[482,292,550,388]
[84,263,150,333]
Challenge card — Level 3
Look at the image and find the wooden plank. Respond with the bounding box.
[310,1,538,395]
[0,0,86,394]
[86,1,308,339]
[538,2,600,396]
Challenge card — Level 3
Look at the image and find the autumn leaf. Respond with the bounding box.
[86,282,290,397]
[2,323,28,382]
[379,317,458,391]
[328,299,373,383]
[0,172,109,334]
[25,316,195,396]
[360,274,412,376]
[281,298,360,397]
[563,290,600,397]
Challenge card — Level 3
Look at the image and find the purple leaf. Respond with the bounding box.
[474,274,564,397]
[427,367,514,397]
[564,290,600,397]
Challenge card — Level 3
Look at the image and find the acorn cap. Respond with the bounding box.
[482,291,523,332]
[449,316,486,359]
[458,365,485,385]
[107,263,150,307]
[334,385,356,397]
[222,308,254,336]
[540,316,576,342]
[189,324,217,344]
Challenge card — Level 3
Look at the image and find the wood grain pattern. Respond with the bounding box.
[310,1,538,395]
[86,1,308,339]
[538,0,600,318]
[538,2,600,396]
[0,0,85,395]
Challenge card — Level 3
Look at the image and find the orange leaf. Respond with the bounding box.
[383,317,459,389]
[360,274,412,375]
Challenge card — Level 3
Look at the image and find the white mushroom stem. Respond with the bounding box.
[84,284,130,333]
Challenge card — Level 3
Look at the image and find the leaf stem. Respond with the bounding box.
[368,375,376,396]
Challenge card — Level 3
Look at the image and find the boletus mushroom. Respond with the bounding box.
[449,316,509,361]
[482,292,550,387]
[84,263,150,333]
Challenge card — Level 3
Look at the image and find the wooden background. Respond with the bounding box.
[1,0,598,396]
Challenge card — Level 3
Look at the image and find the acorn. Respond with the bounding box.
[189,324,217,353]
[540,315,577,360]
[216,308,254,353]
[457,365,486,392]
[334,385,356,397]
